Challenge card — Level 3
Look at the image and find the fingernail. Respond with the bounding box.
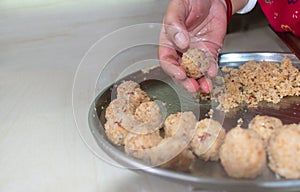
[175,32,187,49]
[207,63,218,77]
[198,78,213,94]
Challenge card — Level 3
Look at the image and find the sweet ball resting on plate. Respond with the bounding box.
[104,120,129,145]
[105,98,135,121]
[219,126,266,179]
[150,137,196,171]
[104,80,163,146]
[190,118,226,161]
[104,98,135,145]
[150,112,197,170]
[267,123,300,179]
[248,115,283,146]
[116,80,150,107]
[105,99,163,145]
[163,111,197,138]
[135,101,162,125]
[124,131,163,163]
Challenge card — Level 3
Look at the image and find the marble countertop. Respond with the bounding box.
[0,1,291,192]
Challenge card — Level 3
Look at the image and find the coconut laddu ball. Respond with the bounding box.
[116,80,150,107]
[135,101,162,126]
[248,115,283,146]
[104,98,139,132]
[150,112,197,171]
[104,98,136,145]
[163,111,197,138]
[130,101,163,135]
[104,81,154,145]
[124,131,163,163]
[105,99,163,145]
[219,126,266,179]
[190,118,226,161]
[105,98,135,121]
[267,123,300,179]
[104,120,129,145]
[181,48,210,79]
[150,137,195,172]
[159,148,195,172]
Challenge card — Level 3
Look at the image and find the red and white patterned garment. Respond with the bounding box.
[258,0,300,36]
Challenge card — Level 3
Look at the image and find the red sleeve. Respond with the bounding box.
[258,0,300,36]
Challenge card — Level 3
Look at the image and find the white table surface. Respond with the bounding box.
[0,1,291,192]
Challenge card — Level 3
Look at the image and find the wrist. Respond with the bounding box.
[230,0,249,14]
[236,0,257,14]
[220,0,232,23]
[220,0,248,22]
[221,0,255,22]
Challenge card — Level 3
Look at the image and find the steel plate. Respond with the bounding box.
[88,52,300,192]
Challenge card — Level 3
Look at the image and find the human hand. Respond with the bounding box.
[159,0,228,93]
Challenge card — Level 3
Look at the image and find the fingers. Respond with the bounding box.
[198,77,213,94]
[159,0,224,94]
[159,32,216,93]
[207,60,218,77]
[176,78,200,93]
[163,0,190,50]
[160,59,187,80]
[158,33,187,80]
[173,75,213,94]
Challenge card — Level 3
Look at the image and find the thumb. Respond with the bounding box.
[163,0,190,50]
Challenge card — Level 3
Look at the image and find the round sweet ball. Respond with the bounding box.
[105,98,135,121]
[104,120,129,145]
[163,111,197,138]
[135,101,162,124]
[267,123,300,179]
[219,126,266,179]
[181,48,210,79]
[124,131,163,163]
[190,118,226,161]
[159,147,195,172]
[248,115,283,145]
[132,101,163,134]
[117,80,150,107]
[116,80,139,97]
[150,137,195,171]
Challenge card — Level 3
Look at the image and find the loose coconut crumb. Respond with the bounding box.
[217,58,300,112]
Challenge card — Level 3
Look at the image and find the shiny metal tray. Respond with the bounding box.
[88,52,300,192]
